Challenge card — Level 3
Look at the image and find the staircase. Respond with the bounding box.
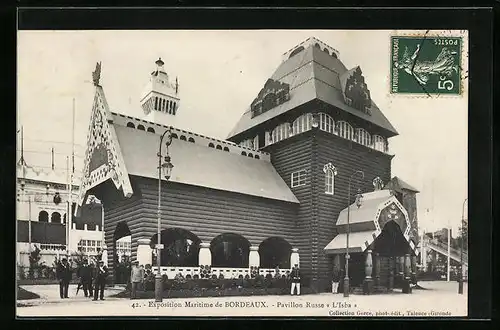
[423,237,468,265]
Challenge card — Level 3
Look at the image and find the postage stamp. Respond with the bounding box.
[17,29,469,318]
[390,35,462,95]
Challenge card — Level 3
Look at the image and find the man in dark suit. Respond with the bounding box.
[93,260,109,301]
[56,258,72,299]
[77,259,93,298]
[290,264,301,295]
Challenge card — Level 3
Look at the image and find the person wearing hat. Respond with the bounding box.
[92,260,109,301]
[130,260,144,300]
[290,263,301,295]
[56,257,72,299]
[77,259,93,298]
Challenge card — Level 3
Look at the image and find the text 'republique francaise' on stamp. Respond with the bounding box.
[390,35,463,96]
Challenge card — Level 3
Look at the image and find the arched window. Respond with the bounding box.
[223,147,230,152]
[180,135,187,141]
[357,128,371,147]
[147,127,155,133]
[216,145,222,150]
[292,113,312,135]
[337,121,354,140]
[38,211,48,222]
[241,151,247,156]
[208,143,215,148]
[154,97,159,111]
[323,48,330,55]
[173,102,177,115]
[319,113,335,134]
[188,137,195,143]
[323,163,337,195]
[167,100,171,114]
[51,212,61,223]
[126,122,135,128]
[373,135,386,152]
[254,155,260,159]
[248,153,253,158]
[137,124,145,131]
[271,122,291,143]
[171,133,178,139]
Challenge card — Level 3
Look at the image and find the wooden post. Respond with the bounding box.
[403,253,411,293]
[399,256,405,277]
[388,257,394,292]
[374,252,380,287]
[411,254,417,284]
[363,249,374,294]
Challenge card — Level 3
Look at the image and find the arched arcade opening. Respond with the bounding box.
[210,233,250,268]
[259,237,292,269]
[113,221,132,284]
[150,228,201,267]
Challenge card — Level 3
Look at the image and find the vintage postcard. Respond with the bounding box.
[16,29,468,317]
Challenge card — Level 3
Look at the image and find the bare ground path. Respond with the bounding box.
[17,281,467,317]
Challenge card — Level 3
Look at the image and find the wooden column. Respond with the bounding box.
[248,246,260,268]
[363,249,374,294]
[388,257,394,291]
[198,242,212,266]
[398,256,405,277]
[411,254,417,284]
[403,253,412,294]
[374,252,380,287]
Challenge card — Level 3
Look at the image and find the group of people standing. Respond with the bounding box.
[55,257,109,301]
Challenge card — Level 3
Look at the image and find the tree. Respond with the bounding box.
[457,219,468,251]
[28,246,42,279]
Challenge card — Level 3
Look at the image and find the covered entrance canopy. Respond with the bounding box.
[324,190,418,255]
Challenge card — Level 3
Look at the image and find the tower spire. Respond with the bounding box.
[140,57,181,123]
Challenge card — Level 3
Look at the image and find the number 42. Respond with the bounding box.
[438,76,454,90]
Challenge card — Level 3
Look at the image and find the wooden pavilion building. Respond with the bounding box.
[77,37,420,293]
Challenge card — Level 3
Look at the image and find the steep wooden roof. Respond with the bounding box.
[227,41,398,140]
[78,85,300,205]
[114,125,300,204]
[386,176,420,193]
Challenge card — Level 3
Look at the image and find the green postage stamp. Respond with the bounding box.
[390,35,462,95]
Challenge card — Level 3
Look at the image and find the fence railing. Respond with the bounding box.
[151,266,292,279]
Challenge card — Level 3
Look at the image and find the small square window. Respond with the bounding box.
[291,170,307,188]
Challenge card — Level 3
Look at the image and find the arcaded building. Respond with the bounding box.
[77,37,419,292]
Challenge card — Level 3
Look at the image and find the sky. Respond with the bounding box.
[17,30,468,235]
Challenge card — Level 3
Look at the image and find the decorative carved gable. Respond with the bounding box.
[340,66,372,115]
[77,86,133,206]
[377,202,408,235]
[250,79,290,118]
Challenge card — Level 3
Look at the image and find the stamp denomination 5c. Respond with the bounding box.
[390,35,462,95]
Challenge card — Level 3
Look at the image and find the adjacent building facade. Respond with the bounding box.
[77,37,420,293]
[16,162,107,269]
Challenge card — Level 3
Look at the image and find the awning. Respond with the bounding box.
[324,230,379,254]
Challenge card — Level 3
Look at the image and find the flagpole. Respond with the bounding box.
[66,156,70,255]
[447,227,451,282]
[68,98,75,256]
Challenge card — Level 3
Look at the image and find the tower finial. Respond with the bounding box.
[155,57,164,67]
[92,62,102,86]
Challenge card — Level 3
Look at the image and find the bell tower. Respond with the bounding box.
[140,58,180,126]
